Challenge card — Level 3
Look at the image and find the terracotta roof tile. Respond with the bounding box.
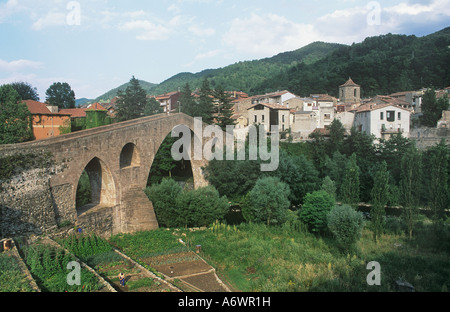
[59,108,87,118]
[86,102,107,111]
[23,100,52,115]
[340,78,360,88]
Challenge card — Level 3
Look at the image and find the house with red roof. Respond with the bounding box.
[23,100,72,140]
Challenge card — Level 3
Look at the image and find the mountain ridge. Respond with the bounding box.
[87,27,450,104]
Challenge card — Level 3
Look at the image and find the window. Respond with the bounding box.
[354,89,357,97]
[324,114,331,120]
[254,115,257,123]
[380,112,384,120]
[262,115,265,123]
[282,115,285,122]
[398,112,401,120]
[387,111,395,122]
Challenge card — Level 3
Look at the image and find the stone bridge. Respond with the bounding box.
[0,113,209,236]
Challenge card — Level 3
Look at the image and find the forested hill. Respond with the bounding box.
[252,27,450,97]
[91,27,449,102]
[91,41,343,102]
[147,41,344,96]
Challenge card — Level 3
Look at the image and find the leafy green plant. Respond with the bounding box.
[242,176,291,226]
[327,205,364,255]
[23,243,100,292]
[299,190,335,233]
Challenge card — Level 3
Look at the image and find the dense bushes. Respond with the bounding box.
[298,191,335,233]
[242,177,291,225]
[327,205,364,255]
[145,179,229,228]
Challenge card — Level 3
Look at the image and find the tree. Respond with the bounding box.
[176,186,229,227]
[149,136,178,182]
[370,161,390,242]
[144,97,163,116]
[145,178,183,228]
[243,176,291,226]
[116,76,147,121]
[0,84,33,144]
[179,83,197,117]
[299,190,335,233]
[321,176,337,201]
[45,82,76,109]
[327,119,346,156]
[196,78,215,124]
[276,150,320,207]
[213,85,235,130]
[427,140,449,227]
[9,81,39,101]
[399,145,422,239]
[327,204,364,256]
[340,153,360,208]
[421,88,449,127]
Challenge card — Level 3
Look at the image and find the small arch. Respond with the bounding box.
[120,143,141,169]
[76,157,116,215]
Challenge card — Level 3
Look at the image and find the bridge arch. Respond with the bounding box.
[120,142,141,169]
[76,156,117,215]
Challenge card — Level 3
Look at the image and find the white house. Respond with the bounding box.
[352,103,412,140]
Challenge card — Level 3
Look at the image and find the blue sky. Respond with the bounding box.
[0,0,449,99]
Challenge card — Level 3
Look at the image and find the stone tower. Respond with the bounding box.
[339,77,361,103]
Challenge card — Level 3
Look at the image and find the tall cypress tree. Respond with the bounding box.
[197,78,214,124]
[340,153,360,208]
[370,161,390,242]
[399,145,422,239]
[179,83,197,117]
[428,140,449,227]
[213,85,235,130]
[116,76,147,122]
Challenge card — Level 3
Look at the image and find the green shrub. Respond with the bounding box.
[298,190,335,233]
[327,205,364,255]
[242,177,291,226]
[176,185,229,227]
[145,178,183,228]
[384,216,405,235]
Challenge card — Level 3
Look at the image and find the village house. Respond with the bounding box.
[154,91,181,113]
[23,100,72,140]
[310,94,337,128]
[247,102,291,133]
[59,107,87,131]
[352,102,412,140]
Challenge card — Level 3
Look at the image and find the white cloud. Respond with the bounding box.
[223,13,320,56]
[31,11,66,30]
[120,19,172,40]
[0,59,44,72]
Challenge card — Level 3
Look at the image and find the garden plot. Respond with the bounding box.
[16,238,106,292]
[108,229,231,292]
[57,233,176,292]
[0,240,37,292]
[141,251,229,292]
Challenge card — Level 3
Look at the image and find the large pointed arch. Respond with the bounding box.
[75,157,117,215]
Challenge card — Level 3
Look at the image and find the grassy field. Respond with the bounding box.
[104,216,450,292]
[178,220,449,292]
